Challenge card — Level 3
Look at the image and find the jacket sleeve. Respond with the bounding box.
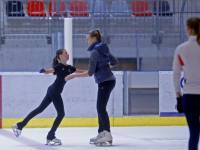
[172,47,182,93]
[109,53,119,67]
[88,50,99,76]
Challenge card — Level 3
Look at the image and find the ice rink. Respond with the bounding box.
[0,126,194,150]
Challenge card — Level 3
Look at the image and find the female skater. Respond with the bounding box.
[12,49,86,145]
[65,30,119,145]
[173,17,200,150]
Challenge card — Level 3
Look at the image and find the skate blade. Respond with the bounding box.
[89,142,106,145]
[45,141,62,146]
[12,126,19,138]
[95,141,113,147]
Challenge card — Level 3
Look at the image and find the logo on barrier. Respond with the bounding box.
[180,77,185,89]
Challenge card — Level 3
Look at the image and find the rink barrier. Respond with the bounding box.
[0,76,2,129]
[2,117,187,128]
[160,112,185,117]
[0,72,123,119]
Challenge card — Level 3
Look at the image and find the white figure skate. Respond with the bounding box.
[45,138,62,146]
[12,124,21,138]
[95,130,113,146]
[90,131,104,144]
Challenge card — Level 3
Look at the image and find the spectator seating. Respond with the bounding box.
[6,0,174,18]
[70,1,89,17]
[49,0,67,17]
[111,0,131,17]
[132,1,152,16]
[154,1,173,16]
[27,1,46,17]
[6,1,25,16]
[93,0,109,17]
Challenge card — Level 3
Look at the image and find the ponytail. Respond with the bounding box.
[187,17,200,46]
[87,29,102,43]
[52,49,64,75]
[197,19,200,46]
[95,30,102,43]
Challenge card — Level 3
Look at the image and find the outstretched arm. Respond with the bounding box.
[65,50,98,81]
[74,69,88,73]
[65,71,89,81]
[39,68,55,74]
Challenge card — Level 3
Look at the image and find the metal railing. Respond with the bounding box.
[1,0,199,36]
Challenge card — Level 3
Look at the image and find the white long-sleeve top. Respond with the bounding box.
[173,36,200,94]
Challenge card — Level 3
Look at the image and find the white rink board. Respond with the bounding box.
[159,71,184,116]
[2,71,123,118]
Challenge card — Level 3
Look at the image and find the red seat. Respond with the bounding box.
[49,1,67,17]
[27,1,46,17]
[70,1,89,17]
[132,1,152,17]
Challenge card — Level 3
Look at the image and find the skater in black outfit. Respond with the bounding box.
[65,30,119,145]
[12,49,86,145]
[173,17,200,150]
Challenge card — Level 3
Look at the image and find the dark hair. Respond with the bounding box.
[87,29,102,43]
[187,17,200,45]
[52,49,64,75]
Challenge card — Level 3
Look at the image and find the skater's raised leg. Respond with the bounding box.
[12,93,52,137]
[12,124,21,137]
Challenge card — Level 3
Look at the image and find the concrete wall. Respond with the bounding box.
[0,0,199,71]
[0,37,52,71]
[0,35,181,71]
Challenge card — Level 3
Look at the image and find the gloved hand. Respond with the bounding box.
[176,97,184,113]
[39,68,45,73]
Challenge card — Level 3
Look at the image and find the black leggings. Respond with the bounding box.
[17,85,65,140]
[97,80,116,133]
[183,94,200,150]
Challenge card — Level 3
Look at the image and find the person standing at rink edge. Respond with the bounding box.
[65,29,119,145]
[12,49,86,146]
[173,17,200,150]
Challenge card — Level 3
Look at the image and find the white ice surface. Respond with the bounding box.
[0,126,195,150]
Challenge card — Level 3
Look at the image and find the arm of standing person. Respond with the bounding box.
[109,53,119,68]
[74,69,88,73]
[172,46,184,113]
[65,71,89,81]
[172,48,182,98]
[39,68,55,74]
[65,50,99,81]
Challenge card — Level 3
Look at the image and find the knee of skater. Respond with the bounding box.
[58,112,65,118]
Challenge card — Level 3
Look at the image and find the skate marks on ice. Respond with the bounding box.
[0,129,61,150]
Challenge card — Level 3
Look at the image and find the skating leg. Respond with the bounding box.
[12,124,21,138]
[45,138,62,146]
